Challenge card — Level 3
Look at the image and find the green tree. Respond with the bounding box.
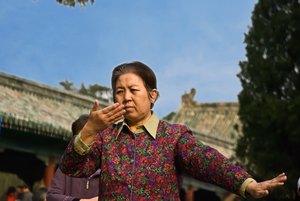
[237,0,300,200]
[59,80,76,91]
[88,84,112,100]
[60,81,113,102]
[78,83,88,96]
[56,0,94,7]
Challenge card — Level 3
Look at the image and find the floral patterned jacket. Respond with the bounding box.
[59,118,251,201]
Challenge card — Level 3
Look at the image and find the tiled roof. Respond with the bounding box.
[168,89,242,158]
[0,72,109,140]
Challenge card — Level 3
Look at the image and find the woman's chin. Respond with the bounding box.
[124,113,137,121]
[124,112,132,119]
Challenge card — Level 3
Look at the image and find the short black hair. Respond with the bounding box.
[6,186,16,195]
[71,114,89,136]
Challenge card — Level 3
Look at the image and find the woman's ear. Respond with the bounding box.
[150,89,159,103]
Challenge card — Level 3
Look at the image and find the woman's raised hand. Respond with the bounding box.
[80,100,126,144]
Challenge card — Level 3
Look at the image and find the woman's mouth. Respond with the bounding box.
[124,106,134,112]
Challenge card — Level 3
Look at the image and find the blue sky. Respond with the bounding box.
[0,0,256,118]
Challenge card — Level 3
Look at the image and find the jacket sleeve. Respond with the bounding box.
[59,134,102,177]
[46,168,77,201]
[175,125,252,195]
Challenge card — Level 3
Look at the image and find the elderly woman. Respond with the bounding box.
[60,61,287,200]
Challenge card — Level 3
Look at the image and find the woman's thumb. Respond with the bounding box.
[91,99,100,112]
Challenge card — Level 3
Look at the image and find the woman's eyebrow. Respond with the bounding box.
[116,84,139,88]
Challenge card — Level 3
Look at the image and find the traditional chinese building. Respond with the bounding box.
[0,72,109,193]
[168,88,242,158]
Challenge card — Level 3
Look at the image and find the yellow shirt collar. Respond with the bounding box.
[117,112,159,139]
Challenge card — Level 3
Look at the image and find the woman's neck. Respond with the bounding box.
[126,111,152,132]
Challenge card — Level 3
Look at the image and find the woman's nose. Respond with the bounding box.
[124,91,132,101]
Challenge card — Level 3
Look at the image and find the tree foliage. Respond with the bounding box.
[237,0,300,200]
[59,80,113,102]
[56,0,94,7]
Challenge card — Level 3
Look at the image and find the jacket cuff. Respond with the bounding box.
[74,133,92,155]
[239,178,256,198]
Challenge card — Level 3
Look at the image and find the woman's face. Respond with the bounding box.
[114,73,157,126]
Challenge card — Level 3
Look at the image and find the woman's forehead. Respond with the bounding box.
[116,73,144,86]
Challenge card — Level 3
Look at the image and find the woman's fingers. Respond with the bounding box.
[248,173,287,199]
[101,103,125,119]
[276,173,287,182]
[112,109,126,122]
[90,100,100,113]
[267,173,287,190]
[102,103,123,114]
[90,102,125,130]
[90,101,125,121]
[105,104,126,123]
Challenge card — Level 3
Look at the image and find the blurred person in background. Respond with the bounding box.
[20,185,32,201]
[47,114,99,201]
[0,186,17,201]
[32,188,47,201]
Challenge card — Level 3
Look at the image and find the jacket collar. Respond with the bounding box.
[116,112,159,139]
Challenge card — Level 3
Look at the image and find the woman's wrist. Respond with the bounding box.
[80,125,98,144]
[240,178,256,198]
